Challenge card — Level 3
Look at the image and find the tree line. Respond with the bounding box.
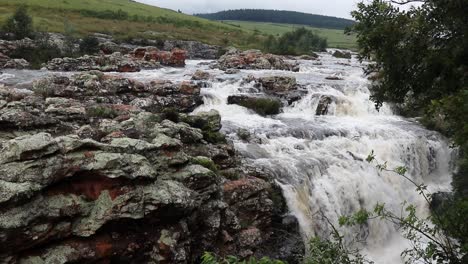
[196,9,355,30]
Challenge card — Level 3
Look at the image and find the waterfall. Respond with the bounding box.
[2,54,453,263]
[191,54,454,263]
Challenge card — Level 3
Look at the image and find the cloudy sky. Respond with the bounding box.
[136,0,360,19]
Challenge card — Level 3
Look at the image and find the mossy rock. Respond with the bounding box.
[191,156,218,173]
[228,95,281,116]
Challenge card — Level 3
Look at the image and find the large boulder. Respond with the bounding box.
[228,95,282,116]
[316,95,335,115]
[332,50,352,59]
[256,76,297,93]
[216,48,299,72]
[192,70,211,80]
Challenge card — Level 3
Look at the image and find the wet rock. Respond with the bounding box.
[430,192,454,212]
[182,110,222,132]
[228,95,282,116]
[216,48,299,72]
[192,70,211,80]
[316,95,334,115]
[332,50,352,59]
[225,69,240,74]
[325,75,344,80]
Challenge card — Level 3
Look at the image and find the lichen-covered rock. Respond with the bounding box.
[216,48,299,72]
[3,58,30,69]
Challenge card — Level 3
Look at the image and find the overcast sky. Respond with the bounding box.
[136,0,360,19]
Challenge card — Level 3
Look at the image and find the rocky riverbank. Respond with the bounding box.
[0,65,304,263]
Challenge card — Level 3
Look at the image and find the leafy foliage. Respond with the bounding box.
[306,218,372,264]
[196,9,355,30]
[79,35,100,54]
[3,5,33,39]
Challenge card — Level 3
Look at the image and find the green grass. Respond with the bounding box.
[221,20,357,50]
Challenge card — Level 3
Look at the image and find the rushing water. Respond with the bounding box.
[0,52,454,263]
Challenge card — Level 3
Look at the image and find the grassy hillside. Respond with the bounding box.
[223,21,357,50]
[0,0,263,48]
[0,1,357,51]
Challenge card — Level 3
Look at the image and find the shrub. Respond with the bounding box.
[162,107,180,123]
[86,106,118,119]
[201,252,284,264]
[79,35,100,54]
[33,79,54,98]
[3,5,33,40]
[10,34,62,69]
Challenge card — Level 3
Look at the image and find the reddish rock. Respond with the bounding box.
[179,81,200,95]
[131,47,186,67]
[133,47,147,60]
[170,48,187,67]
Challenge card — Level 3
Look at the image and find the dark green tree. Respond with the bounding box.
[79,35,100,54]
[3,5,33,39]
[349,1,468,260]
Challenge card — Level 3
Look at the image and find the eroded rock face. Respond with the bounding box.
[0,70,303,263]
[46,53,144,72]
[216,48,300,72]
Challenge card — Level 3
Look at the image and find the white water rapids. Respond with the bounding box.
[0,52,454,263]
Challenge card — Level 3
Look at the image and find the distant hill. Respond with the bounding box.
[196,9,355,30]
